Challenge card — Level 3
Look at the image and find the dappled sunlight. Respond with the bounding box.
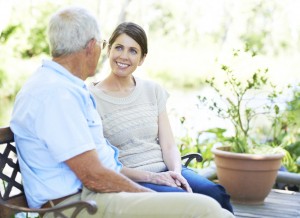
[1,1,300,171]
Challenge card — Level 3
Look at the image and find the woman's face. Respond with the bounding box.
[108,33,145,77]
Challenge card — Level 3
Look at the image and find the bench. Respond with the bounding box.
[0,126,98,217]
[0,126,202,217]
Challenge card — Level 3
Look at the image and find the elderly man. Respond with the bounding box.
[10,6,234,218]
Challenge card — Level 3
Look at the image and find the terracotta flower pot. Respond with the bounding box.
[212,146,284,204]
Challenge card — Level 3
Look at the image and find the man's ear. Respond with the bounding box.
[138,54,147,66]
[85,39,96,55]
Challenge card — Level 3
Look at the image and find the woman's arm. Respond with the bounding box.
[158,110,192,192]
[158,110,182,174]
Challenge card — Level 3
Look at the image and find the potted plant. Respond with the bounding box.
[198,49,289,204]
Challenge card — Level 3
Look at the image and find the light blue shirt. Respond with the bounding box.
[10,60,122,208]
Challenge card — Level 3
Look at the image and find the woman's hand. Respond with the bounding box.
[149,171,193,193]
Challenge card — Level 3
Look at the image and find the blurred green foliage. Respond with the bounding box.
[1,0,300,94]
[0,24,21,43]
[0,68,7,88]
[1,0,300,169]
[0,2,58,102]
[21,22,50,58]
[282,87,300,172]
[7,4,56,58]
[178,50,300,173]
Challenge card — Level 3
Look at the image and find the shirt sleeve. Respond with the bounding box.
[34,88,96,162]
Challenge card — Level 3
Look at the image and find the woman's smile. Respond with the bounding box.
[116,61,130,69]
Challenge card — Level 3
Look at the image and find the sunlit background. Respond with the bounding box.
[1,0,300,146]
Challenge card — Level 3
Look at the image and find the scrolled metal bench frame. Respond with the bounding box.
[0,126,202,217]
[0,126,97,218]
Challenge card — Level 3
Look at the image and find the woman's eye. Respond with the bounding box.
[115,45,123,51]
[129,48,137,55]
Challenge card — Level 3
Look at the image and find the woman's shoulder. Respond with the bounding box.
[87,81,109,100]
[88,81,99,94]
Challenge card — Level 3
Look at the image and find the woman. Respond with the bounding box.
[89,22,233,213]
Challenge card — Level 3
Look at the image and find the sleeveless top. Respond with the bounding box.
[89,77,169,172]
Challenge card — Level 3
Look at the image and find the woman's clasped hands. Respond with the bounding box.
[149,171,193,193]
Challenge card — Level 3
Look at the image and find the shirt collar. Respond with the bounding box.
[42,59,87,89]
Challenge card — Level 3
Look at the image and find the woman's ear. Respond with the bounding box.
[138,54,147,66]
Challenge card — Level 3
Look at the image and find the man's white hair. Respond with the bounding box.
[48,6,101,57]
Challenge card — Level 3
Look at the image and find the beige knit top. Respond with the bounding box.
[89,77,169,172]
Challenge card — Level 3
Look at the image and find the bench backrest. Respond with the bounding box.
[0,126,28,217]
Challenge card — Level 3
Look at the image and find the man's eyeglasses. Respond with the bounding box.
[97,39,107,49]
